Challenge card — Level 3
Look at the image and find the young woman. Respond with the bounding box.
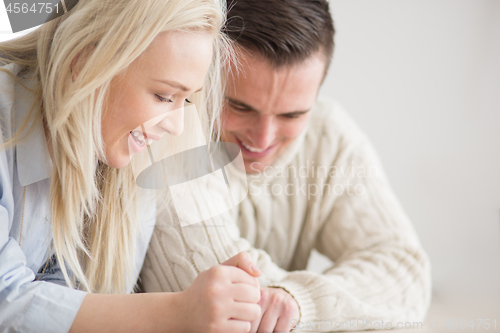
[0,0,261,332]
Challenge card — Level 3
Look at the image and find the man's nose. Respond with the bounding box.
[250,115,276,149]
[159,106,184,136]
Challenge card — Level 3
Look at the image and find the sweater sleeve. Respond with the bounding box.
[267,129,432,331]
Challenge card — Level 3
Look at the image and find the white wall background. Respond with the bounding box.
[0,5,10,41]
[314,0,500,303]
[2,0,499,304]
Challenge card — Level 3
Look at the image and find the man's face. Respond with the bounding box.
[221,51,326,173]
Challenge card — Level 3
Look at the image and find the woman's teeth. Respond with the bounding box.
[241,141,266,153]
[131,130,153,147]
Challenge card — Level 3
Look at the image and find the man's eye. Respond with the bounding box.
[185,98,192,104]
[283,114,301,119]
[155,94,173,103]
[230,104,250,112]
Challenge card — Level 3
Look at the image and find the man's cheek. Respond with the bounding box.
[224,115,247,133]
[288,117,310,137]
[282,124,306,139]
[221,110,238,130]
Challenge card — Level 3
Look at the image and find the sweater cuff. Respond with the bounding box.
[268,279,317,329]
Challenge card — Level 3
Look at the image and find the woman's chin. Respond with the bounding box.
[101,135,145,169]
[107,158,130,169]
[102,150,132,169]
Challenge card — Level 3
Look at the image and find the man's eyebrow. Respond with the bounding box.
[154,79,202,92]
[225,96,311,116]
[281,109,311,117]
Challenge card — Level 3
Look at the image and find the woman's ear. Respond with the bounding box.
[71,45,95,81]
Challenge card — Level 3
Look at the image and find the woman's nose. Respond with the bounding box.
[159,106,184,136]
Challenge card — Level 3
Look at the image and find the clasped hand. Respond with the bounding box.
[178,252,300,333]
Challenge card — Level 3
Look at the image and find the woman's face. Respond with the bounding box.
[101,31,213,169]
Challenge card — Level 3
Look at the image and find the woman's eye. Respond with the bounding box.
[155,94,173,103]
[156,95,193,104]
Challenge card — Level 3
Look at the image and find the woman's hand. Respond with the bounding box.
[178,252,262,333]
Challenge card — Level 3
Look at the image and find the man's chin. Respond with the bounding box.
[244,160,272,173]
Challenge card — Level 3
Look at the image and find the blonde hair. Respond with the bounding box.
[0,0,230,293]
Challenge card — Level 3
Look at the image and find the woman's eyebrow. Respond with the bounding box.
[154,79,190,92]
[154,78,203,93]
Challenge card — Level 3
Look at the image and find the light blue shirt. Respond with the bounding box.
[0,63,156,332]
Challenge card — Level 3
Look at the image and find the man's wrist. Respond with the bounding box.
[266,286,301,323]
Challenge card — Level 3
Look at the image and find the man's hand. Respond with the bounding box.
[249,287,300,332]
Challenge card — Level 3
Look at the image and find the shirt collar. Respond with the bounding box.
[11,64,52,186]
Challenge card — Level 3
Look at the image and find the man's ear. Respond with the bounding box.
[71,45,95,82]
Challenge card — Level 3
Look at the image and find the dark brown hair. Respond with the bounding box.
[225,0,335,70]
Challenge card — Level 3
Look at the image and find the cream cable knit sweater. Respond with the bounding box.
[140,98,432,331]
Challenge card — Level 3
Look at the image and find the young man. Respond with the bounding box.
[141,1,431,332]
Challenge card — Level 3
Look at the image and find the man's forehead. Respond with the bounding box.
[226,52,325,113]
[231,50,326,79]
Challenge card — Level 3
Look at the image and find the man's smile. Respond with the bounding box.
[234,136,277,159]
